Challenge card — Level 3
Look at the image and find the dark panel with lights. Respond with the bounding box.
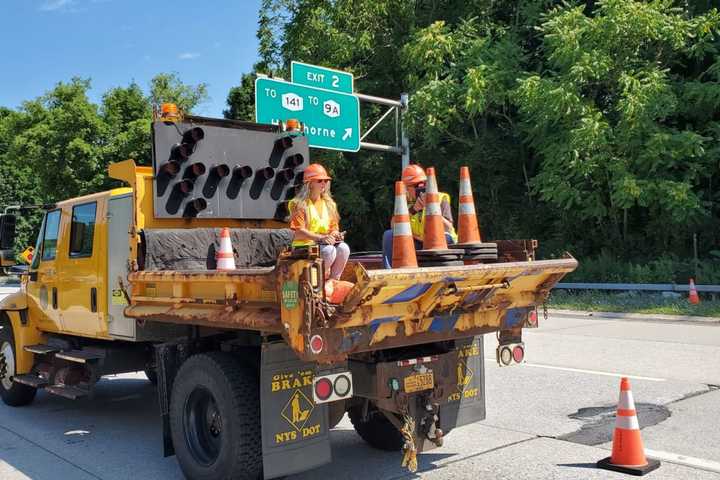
[152,116,308,219]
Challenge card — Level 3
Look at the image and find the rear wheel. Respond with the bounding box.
[170,352,262,480]
[0,316,37,407]
[348,404,404,451]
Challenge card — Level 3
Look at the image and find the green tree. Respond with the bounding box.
[149,73,209,113]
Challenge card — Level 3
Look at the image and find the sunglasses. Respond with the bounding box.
[314,179,331,184]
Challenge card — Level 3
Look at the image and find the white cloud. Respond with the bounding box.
[178,52,201,60]
[40,0,75,11]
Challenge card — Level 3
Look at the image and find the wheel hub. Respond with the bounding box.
[1,341,15,390]
[184,387,223,466]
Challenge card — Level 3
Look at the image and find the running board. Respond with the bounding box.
[55,350,104,364]
[24,344,60,355]
[45,384,90,399]
[13,373,49,388]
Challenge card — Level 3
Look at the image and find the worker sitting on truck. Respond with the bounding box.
[290,163,350,280]
[382,164,458,269]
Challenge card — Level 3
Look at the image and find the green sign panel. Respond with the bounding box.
[291,61,354,94]
[255,77,360,152]
[282,281,299,309]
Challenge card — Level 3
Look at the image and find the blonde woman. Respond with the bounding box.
[289,164,350,280]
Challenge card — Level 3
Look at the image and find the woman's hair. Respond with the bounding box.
[290,182,340,224]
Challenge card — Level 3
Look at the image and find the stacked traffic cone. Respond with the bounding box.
[422,167,448,251]
[216,227,236,270]
[597,377,661,476]
[688,278,700,305]
[457,166,482,244]
[391,181,418,268]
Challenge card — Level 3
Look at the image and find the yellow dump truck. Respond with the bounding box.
[0,112,577,479]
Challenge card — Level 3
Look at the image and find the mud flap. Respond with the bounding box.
[261,342,331,479]
[439,336,485,431]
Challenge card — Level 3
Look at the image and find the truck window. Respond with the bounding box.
[41,210,61,261]
[69,202,97,258]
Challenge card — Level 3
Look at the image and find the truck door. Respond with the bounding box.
[59,201,102,336]
[26,209,63,331]
[106,194,134,338]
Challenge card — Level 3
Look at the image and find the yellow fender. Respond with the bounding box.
[1,292,42,375]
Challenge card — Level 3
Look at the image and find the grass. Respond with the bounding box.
[549,290,720,318]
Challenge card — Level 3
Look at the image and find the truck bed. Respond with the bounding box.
[124,251,577,361]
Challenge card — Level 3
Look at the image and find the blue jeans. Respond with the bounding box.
[382,230,455,269]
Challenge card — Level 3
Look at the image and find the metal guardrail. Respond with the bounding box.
[555,282,720,293]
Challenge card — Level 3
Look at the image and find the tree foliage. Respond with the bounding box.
[0,74,207,250]
[226,0,720,259]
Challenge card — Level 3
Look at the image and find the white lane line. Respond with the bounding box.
[485,358,666,382]
[645,448,720,474]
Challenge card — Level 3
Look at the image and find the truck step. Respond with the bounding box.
[13,373,49,388]
[55,350,104,364]
[24,344,60,355]
[45,384,90,400]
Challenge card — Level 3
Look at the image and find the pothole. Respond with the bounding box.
[558,403,670,446]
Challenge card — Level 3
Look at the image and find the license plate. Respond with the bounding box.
[404,372,434,393]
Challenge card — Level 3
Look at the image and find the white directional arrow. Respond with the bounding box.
[342,128,352,141]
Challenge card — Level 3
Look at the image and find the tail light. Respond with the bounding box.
[525,309,539,328]
[496,342,525,367]
[312,372,353,404]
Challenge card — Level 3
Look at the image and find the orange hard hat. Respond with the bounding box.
[303,163,332,183]
[402,164,427,186]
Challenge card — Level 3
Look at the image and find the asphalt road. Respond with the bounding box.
[1,312,719,479]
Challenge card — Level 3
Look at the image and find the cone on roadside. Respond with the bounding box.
[688,278,700,305]
[216,227,236,270]
[422,167,448,251]
[597,377,661,476]
[392,181,418,268]
[457,166,482,245]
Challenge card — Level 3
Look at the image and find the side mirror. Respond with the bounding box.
[0,215,17,267]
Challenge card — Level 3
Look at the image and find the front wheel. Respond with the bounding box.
[0,316,37,407]
[170,352,262,480]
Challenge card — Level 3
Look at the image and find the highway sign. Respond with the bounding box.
[291,61,353,94]
[255,77,360,152]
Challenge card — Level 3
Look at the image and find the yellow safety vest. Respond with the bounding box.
[409,192,458,243]
[291,198,332,247]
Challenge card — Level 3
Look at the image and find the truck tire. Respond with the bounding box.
[170,352,262,480]
[348,405,404,451]
[0,316,37,407]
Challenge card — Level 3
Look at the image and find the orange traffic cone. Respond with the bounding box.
[422,167,448,251]
[457,166,482,245]
[689,278,700,305]
[216,227,236,270]
[392,181,418,268]
[597,377,660,476]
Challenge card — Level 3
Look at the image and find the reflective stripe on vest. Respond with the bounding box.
[409,192,458,243]
[292,199,331,247]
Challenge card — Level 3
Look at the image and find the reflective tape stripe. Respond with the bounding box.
[425,203,441,216]
[427,176,439,194]
[460,179,472,196]
[393,222,412,236]
[615,415,640,430]
[394,196,409,215]
[459,203,476,215]
[618,390,636,410]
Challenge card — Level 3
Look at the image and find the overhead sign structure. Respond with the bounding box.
[291,61,354,94]
[255,77,360,152]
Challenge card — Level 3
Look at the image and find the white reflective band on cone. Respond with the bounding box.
[459,203,476,215]
[615,415,640,430]
[460,179,472,196]
[393,222,412,236]
[427,176,439,194]
[618,390,636,410]
[425,203,441,216]
[394,196,408,214]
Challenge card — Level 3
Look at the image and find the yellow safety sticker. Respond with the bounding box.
[112,289,128,306]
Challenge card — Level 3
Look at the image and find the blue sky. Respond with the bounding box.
[0,0,263,117]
